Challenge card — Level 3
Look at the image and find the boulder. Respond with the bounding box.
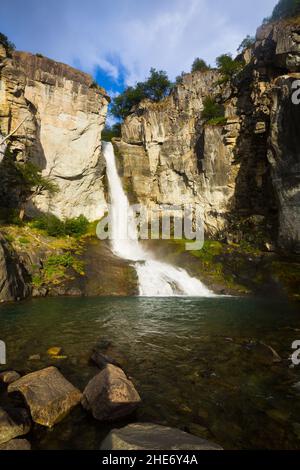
[0,438,31,450]
[0,370,21,385]
[100,423,223,450]
[8,366,82,428]
[0,407,31,444]
[81,364,141,421]
[91,350,121,369]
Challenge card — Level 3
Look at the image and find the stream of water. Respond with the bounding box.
[102,142,213,297]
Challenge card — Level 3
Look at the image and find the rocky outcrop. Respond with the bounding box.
[0,438,31,450]
[100,423,223,450]
[0,233,30,302]
[115,17,300,252]
[81,364,141,421]
[0,46,109,220]
[0,407,31,444]
[8,366,82,427]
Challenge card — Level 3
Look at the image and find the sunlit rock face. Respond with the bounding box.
[0,50,109,220]
[114,18,300,251]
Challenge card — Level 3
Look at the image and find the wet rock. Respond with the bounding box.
[81,364,141,421]
[28,354,41,361]
[91,350,121,369]
[0,407,31,444]
[47,347,62,357]
[0,438,31,450]
[100,423,223,450]
[8,366,82,428]
[0,371,21,385]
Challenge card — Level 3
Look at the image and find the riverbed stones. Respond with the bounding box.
[0,438,31,450]
[0,407,31,444]
[0,370,21,385]
[81,364,141,421]
[8,366,82,428]
[100,423,223,450]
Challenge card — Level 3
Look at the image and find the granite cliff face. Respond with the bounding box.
[114,18,300,252]
[0,47,109,220]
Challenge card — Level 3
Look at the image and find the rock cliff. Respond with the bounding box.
[114,17,300,252]
[0,47,109,220]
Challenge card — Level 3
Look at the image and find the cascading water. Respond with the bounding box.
[102,141,214,297]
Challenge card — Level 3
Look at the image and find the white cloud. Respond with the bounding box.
[1,0,278,85]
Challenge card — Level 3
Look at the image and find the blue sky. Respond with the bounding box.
[1,0,277,98]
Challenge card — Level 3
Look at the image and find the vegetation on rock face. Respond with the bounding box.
[237,35,256,53]
[102,123,121,141]
[111,68,172,120]
[0,32,16,53]
[31,214,89,238]
[191,58,210,73]
[202,96,226,125]
[271,0,300,20]
[216,53,244,83]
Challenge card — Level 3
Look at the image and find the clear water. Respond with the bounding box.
[1,296,300,450]
[102,141,213,297]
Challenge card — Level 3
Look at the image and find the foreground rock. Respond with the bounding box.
[0,370,21,385]
[100,423,223,450]
[8,367,82,427]
[82,364,141,421]
[0,234,30,302]
[0,438,31,450]
[0,407,31,444]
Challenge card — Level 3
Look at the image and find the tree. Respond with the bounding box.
[15,162,58,220]
[111,68,172,120]
[142,68,172,102]
[191,58,210,73]
[216,53,244,83]
[237,35,256,53]
[110,85,146,120]
[271,0,300,20]
[201,96,225,125]
[102,123,121,141]
[0,32,16,53]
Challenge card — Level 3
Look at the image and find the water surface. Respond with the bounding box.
[0,296,300,449]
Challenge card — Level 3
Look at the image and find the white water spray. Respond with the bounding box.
[102,142,214,297]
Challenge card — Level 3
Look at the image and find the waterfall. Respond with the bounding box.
[102,141,214,297]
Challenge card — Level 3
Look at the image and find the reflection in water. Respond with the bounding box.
[0,296,300,450]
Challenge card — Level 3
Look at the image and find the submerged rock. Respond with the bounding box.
[81,364,141,421]
[100,423,223,450]
[0,407,31,444]
[8,366,82,428]
[91,350,121,369]
[0,371,21,385]
[0,438,31,450]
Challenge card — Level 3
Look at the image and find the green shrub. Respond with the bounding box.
[206,116,228,126]
[237,35,255,53]
[35,53,44,58]
[45,253,75,269]
[31,214,89,238]
[0,32,15,53]
[64,215,89,237]
[191,58,210,73]
[202,96,225,123]
[18,237,30,245]
[111,68,172,120]
[271,0,300,20]
[102,123,121,142]
[216,53,244,83]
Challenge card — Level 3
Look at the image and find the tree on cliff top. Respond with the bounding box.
[191,58,210,73]
[0,32,16,53]
[216,53,244,83]
[271,0,300,20]
[111,68,172,120]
